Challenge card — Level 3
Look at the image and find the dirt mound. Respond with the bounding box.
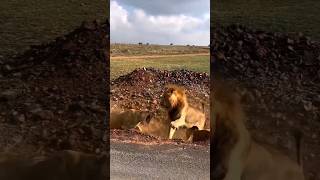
[212,24,320,116]
[0,20,109,154]
[1,20,109,78]
[211,24,320,179]
[111,68,209,114]
[111,68,210,145]
[212,24,320,82]
[113,68,209,88]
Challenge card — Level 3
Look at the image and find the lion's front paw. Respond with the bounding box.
[170,121,178,129]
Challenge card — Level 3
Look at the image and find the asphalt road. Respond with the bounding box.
[110,141,210,180]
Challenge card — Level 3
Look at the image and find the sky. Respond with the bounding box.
[110,0,210,46]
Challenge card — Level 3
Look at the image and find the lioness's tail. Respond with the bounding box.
[293,129,303,168]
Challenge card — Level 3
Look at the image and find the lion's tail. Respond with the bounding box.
[293,129,303,168]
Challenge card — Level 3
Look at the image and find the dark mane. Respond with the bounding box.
[168,94,186,121]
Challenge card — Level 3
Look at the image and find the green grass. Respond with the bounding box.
[111,55,210,80]
[111,43,209,57]
[0,0,108,57]
[211,0,320,39]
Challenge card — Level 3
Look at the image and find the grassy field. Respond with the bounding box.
[111,43,209,57]
[111,54,209,80]
[211,0,320,39]
[0,0,108,57]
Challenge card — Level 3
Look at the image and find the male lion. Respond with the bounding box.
[162,84,206,139]
[212,82,304,180]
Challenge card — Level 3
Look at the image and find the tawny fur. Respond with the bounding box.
[136,117,210,142]
[212,83,304,180]
[110,109,152,130]
[0,150,107,180]
[162,84,206,139]
[136,117,169,138]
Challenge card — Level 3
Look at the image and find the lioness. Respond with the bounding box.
[0,150,107,180]
[212,83,304,180]
[110,109,152,130]
[136,118,210,142]
[135,116,170,138]
[162,85,206,139]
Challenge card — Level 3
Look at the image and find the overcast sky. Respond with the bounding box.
[110,0,210,46]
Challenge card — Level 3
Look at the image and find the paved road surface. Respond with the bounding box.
[110,141,210,180]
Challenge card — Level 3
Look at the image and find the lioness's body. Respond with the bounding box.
[242,140,304,180]
[136,116,210,142]
[0,150,107,180]
[110,109,151,130]
[212,83,304,180]
[136,117,169,138]
[162,85,206,139]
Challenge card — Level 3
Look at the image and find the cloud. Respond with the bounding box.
[110,1,131,31]
[111,0,209,46]
[116,0,209,16]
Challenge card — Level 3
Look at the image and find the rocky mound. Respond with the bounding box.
[0,20,109,154]
[211,24,320,179]
[212,24,320,82]
[111,68,209,113]
[211,24,320,119]
[113,68,209,88]
[111,68,210,141]
[1,20,109,78]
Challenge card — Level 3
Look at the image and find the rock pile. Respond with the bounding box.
[211,24,320,117]
[112,68,209,88]
[111,68,210,130]
[211,24,320,83]
[0,20,109,154]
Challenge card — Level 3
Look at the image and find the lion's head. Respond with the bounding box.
[161,84,186,109]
